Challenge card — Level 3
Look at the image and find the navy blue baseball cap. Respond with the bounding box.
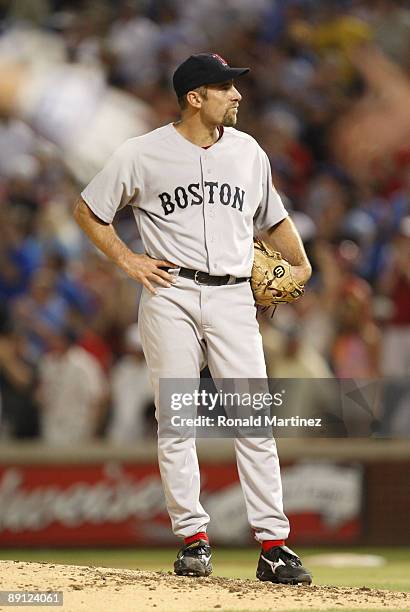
[173,53,250,98]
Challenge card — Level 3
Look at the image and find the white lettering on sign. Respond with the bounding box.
[0,465,166,532]
[282,463,362,527]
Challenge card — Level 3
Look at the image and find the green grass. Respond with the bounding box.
[1,547,409,593]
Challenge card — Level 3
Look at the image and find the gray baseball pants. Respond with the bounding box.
[138,274,290,542]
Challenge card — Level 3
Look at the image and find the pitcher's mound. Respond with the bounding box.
[1,560,409,611]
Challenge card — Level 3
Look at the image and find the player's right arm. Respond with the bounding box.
[73,198,177,295]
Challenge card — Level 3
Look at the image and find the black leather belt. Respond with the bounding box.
[178,267,249,286]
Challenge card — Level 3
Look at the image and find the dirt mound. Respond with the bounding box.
[1,560,409,611]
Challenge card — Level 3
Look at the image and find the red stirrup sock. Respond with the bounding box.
[184,532,209,545]
[261,539,285,552]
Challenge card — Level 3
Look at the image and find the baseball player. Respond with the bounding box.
[74,53,312,585]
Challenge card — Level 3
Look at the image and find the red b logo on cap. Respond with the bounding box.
[211,53,228,66]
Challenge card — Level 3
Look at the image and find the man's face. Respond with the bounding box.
[200,80,242,127]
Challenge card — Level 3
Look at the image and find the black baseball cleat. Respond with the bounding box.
[174,539,212,577]
[256,545,312,585]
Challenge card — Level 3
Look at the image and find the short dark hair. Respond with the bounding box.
[177,85,208,111]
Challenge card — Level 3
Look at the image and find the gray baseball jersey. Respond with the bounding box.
[81,122,290,544]
[81,123,288,277]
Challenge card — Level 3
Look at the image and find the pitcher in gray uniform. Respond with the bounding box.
[74,53,312,585]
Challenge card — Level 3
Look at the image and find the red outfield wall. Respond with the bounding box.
[0,440,408,546]
[0,461,362,546]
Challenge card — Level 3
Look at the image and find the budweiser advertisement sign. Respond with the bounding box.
[0,461,362,546]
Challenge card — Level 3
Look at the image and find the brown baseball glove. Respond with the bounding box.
[251,239,305,307]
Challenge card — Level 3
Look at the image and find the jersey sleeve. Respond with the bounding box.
[80,140,140,223]
[253,150,288,232]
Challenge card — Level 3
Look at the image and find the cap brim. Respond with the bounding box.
[211,67,250,82]
[176,66,250,98]
[228,67,250,77]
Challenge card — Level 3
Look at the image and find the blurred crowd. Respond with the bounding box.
[0,0,409,443]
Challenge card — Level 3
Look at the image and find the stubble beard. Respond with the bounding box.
[222,109,238,127]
